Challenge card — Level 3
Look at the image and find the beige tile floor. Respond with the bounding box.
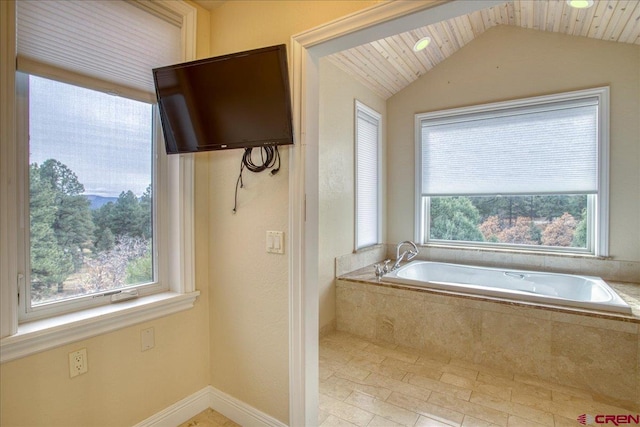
[181,331,633,427]
[319,331,633,427]
[179,408,240,427]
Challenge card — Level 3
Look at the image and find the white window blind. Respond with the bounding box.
[355,102,381,249]
[420,98,599,196]
[16,0,182,99]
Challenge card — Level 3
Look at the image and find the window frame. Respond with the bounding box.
[0,0,198,363]
[414,87,610,257]
[354,100,382,250]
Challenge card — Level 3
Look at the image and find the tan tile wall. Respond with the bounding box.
[336,278,640,410]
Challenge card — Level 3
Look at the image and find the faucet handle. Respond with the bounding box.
[374,263,383,279]
[382,259,391,274]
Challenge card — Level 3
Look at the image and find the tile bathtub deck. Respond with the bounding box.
[319,331,633,427]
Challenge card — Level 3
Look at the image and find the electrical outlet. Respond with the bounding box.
[69,348,88,378]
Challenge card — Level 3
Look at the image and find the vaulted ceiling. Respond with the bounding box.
[327,0,640,99]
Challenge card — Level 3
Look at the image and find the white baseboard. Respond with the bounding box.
[209,386,288,427]
[134,386,288,427]
[133,387,211,427]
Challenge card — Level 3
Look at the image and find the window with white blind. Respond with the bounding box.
[355,101,382,250]
[12,0,196,323]
[416,87,609,256]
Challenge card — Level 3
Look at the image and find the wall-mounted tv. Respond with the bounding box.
[153,44,294,154]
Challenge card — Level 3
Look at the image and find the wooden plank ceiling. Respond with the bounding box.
[327,0,640,99]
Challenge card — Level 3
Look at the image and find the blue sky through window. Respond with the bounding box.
[28,75,152,198]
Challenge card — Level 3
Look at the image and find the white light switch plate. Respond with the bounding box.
[266,231,284,254]
[141,327,155,351]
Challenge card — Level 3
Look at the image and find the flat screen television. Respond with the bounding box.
[153,44,294,154]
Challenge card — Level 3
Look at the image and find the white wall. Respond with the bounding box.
[318,58,386,332]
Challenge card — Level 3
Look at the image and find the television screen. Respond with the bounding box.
[153,44,294,154]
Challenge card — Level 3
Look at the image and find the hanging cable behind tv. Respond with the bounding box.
[232,145,281,213]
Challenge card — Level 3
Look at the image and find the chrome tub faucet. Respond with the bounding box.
[374,240,419,280]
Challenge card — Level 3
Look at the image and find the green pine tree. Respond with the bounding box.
[38,159,94,271]
[110,190,143,239]
[29,164,74,297]
[430,197,484,241]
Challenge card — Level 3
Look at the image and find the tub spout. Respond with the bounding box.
[392,251,408,270]
[392,241,419,271]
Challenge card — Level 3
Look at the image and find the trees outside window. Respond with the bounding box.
[29,159,153,303]
[428,195,587,250]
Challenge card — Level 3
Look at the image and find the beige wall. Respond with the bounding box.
[208,1,380,55]
[318,58,386,332]
[0,3,212,426]
[0,309,210,427]
[387,25,640,262]
[205,1,379,424]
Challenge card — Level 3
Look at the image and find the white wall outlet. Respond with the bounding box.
[68,348,88,378]
[266,230,284,254]
[141,327,155,352]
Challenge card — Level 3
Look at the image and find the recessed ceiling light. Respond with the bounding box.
[413,36,431,52]
[566,0,594,8]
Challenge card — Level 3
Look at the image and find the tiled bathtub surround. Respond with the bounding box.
[336,269,640,411]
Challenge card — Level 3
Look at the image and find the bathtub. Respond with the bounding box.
[383,260,632,315]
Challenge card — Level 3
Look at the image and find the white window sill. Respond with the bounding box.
[0,291,200,363]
